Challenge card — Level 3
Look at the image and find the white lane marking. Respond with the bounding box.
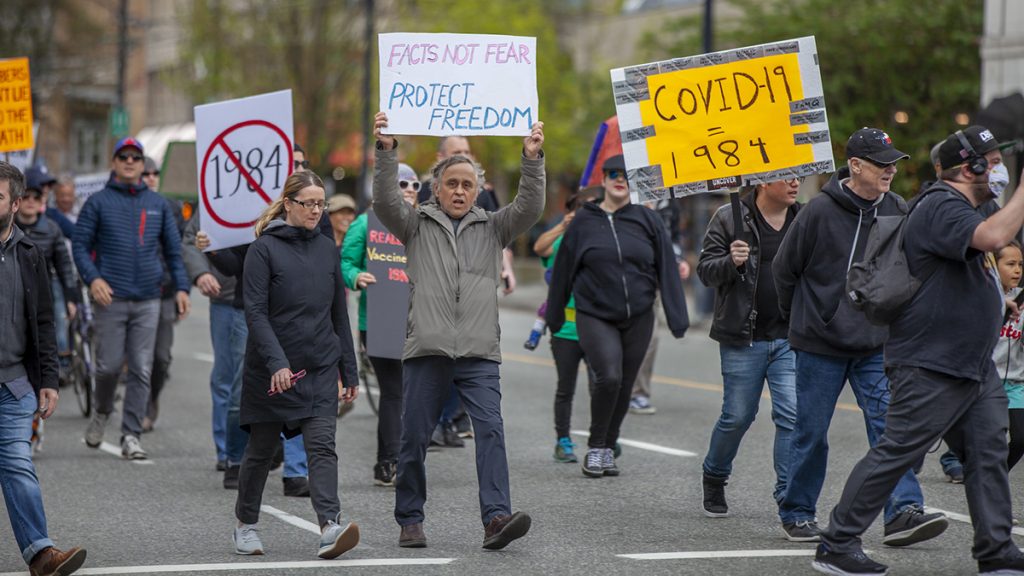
[260,505,321,535]
[89,440,154,465]
[570,430,697,457]
[926,506,1024,537]
[192,352,216,363]
[0,558,454,575]
[618,549,817,560]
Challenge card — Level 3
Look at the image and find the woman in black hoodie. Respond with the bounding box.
[546,154,689,478]
[231,171,360,560]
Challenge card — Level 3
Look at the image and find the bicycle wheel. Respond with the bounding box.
[359,349,380,416]
[70,328,91,417]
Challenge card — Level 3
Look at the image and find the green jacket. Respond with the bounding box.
[373,146,545,362]
[340,213,369,332]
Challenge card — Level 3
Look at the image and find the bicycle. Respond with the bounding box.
[67,292,96,418]
[358,342,379,416]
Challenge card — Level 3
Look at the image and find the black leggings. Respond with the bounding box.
[576,309,654,449]
[551,336,587,439]
[1009,408,1024,471]
[360,331,404,464]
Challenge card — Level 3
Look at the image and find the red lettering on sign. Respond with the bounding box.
[388,268,409,283]
[369,230,404,246]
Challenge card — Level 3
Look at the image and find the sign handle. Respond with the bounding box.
[729,191,746,279]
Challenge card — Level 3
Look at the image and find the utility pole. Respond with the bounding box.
[116,0,127,108]
[357,0,374,210]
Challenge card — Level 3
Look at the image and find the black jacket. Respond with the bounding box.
[546,201,689,337]
[18,213,80,303]
[15,233,59,395]
[773,168,907,356]
[208,244,248,310]
[240,220,358,431]
[698,192,801,346]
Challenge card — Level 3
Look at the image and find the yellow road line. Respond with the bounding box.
[503,351,864,414]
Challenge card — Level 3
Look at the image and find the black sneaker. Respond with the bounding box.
[979,555,1024,574]
[812,543,888,575]
[223,465,240,490]
[582,449,604,478]
[782,519,822,542]
[701,473,729,518]
[454,412,473,438]
[374,461,396,487]
[882,506,948,547]
[283,476,311,497]
[442,423,465,447]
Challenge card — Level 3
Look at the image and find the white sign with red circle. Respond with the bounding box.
[195,90,294,251]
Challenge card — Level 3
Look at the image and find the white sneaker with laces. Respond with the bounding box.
[120,434,148,460]
[234,524,264,555]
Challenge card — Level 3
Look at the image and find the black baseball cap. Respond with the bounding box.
[602,154,626,172]
[937,125,1001,170]
[845,128,909,165]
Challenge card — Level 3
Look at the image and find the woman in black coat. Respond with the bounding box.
[232,170,360,560]
[546,154,689,479]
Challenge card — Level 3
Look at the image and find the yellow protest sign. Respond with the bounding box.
[0,58,33,154]
[611,37,833,201]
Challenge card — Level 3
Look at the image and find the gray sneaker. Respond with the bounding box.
[602,448,620,476]
[121,435,148,460]
[84,412,109,448]
[318,520,360,559]
[783,519,822,542]
[233,525,264,555]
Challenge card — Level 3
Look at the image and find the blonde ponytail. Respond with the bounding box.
[253,170,326,237]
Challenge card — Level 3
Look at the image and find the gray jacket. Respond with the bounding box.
[181,214,235,306]
[373,145,545,362]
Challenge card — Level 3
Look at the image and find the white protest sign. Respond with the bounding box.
[194,90,294,251]
[73,172,109,212]
[379,33,538,136]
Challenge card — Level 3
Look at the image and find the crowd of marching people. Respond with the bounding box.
[6,114,1024,576]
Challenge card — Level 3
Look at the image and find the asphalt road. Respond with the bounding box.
[1,292,1020,575]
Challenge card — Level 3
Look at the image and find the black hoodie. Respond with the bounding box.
[546,201,689,338]
[773,167,907,357]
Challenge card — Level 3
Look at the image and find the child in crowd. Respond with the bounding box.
[994,240,1024,473]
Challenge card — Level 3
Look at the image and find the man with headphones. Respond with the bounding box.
[814,125,1024,575]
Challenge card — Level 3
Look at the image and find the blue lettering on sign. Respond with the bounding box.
[427,106,533,131]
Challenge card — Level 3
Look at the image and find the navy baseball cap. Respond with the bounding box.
[24,165,56,191]
[845,128,909,165]
[112,137,144,158]
[937,125,1001,171]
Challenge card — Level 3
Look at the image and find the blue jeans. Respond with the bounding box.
[283,434,308,478]
[51,279,69,357]
[209,303,245,463]
[779,350,923,525]
[704,339,797,505]
[219,305,249,467]
[0,382,54,564]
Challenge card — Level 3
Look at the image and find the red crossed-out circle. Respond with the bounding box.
[200,120,294,229]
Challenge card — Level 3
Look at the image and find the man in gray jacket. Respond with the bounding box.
[372,112,544,551]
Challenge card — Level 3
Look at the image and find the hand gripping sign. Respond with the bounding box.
[379,32,538,136]
[194,90,294,251]
[611,36,834,202]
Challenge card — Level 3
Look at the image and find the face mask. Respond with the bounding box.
[989,162,1010,198]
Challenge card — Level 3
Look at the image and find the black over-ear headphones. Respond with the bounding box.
[954,130,989,175]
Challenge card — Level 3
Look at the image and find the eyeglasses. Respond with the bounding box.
[288,197,326,211]
[24,190,42,200]
[606,169,626,181]
[862,158,896,169]
[142,171,160,177]
[294,160,310,170]
[783,177,806,185]
[399,180,421,192]
[116,153,143,163]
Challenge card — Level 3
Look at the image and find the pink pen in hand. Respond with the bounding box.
[268,369,306,396]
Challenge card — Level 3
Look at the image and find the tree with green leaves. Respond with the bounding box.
[641,0,984,197]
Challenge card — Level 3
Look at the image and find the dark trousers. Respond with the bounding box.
[361,331,404,464]
[395,356,511,527]
[148,297,176,420]
[576,310,655,449]
[551,336,586,439]
[823,363,1019,564]
[235,416,340,527]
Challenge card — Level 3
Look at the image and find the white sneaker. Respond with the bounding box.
[85,412,109,448]
[233,524,264,555]
[120,434,148,460]
[317,520,359,559]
